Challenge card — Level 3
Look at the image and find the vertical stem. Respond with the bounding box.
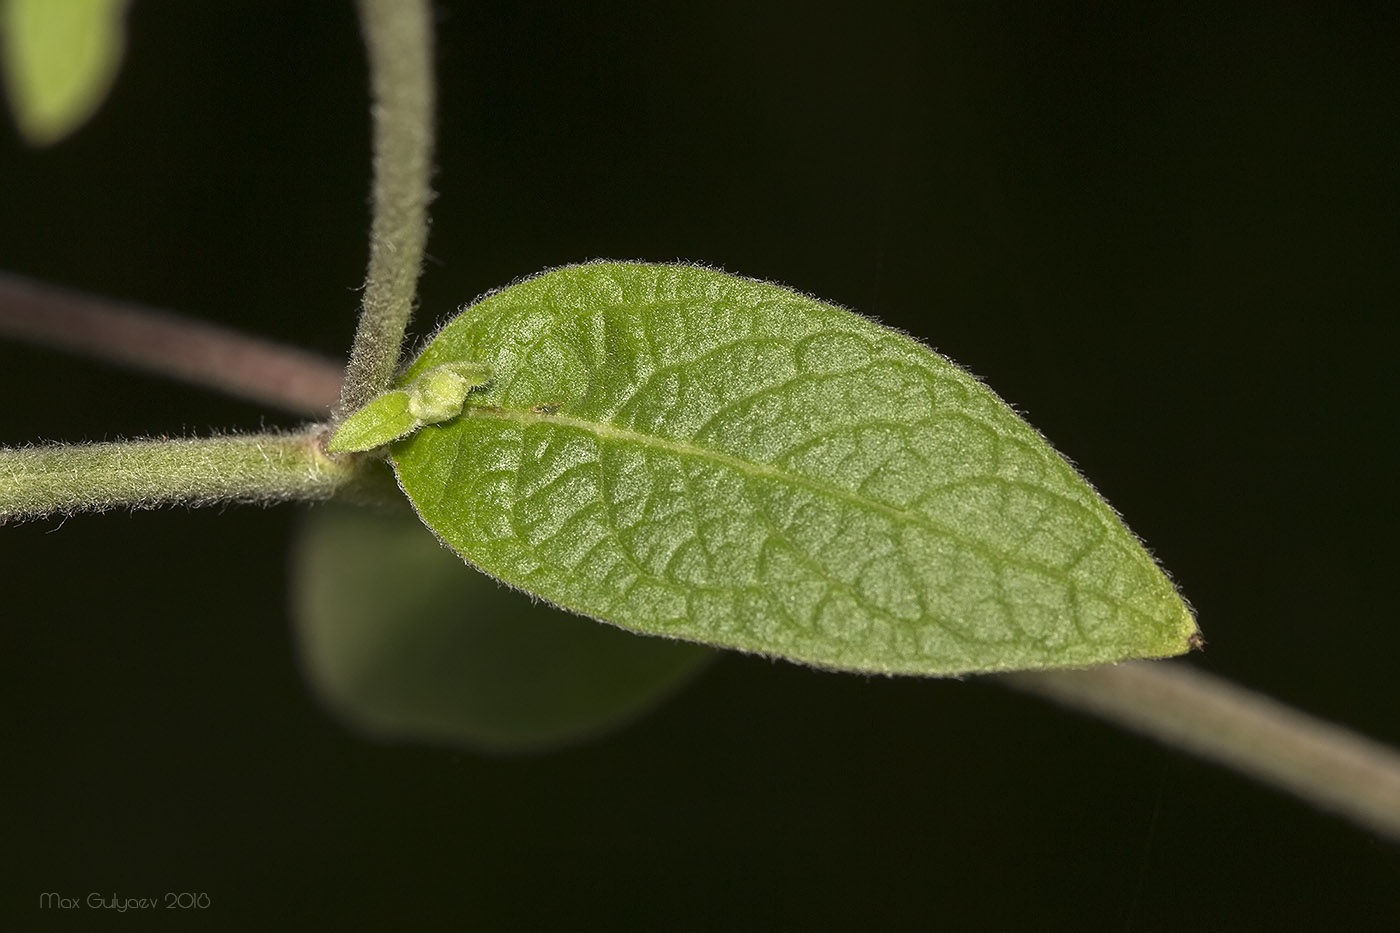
[1001,662,1400,841]
[338,0,436,418]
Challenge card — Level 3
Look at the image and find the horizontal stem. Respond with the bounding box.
[0,271,343,415]
[1000,662,1400,841]
[6,268,1398,843]
[0,430,352,522]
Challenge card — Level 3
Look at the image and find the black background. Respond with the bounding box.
[2,1,1397,928]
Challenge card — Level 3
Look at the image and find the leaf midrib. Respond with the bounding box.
[458,404,1143,619]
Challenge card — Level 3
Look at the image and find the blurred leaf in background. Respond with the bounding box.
[1,0,130,146]
[292,500,714,754]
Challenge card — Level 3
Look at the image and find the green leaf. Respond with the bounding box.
[328,390,420,453]
[327,362,492,452]
[292,500,713,753]
[390,262,1198,676]
[0,0,131,146]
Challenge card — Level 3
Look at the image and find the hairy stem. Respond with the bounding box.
[338,0,435,417]
[1001,662,1400,841]
[5,287,1397,843]
[0,272,342,415]
[0,429,351,522]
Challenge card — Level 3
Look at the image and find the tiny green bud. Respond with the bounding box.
[326,362,492,453]
[407,368,469,423]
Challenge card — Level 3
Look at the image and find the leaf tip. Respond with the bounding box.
[1160,601,1203,659]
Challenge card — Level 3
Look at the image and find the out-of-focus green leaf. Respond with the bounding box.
[291,500,713,754]
[1,0,130,146]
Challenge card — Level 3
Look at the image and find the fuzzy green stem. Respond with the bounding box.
[1001,662,1400,841]
[0,430,351,522]
[0,271,343,415]
[337,0,435,418]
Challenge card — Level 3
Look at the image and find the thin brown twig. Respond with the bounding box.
[1001,661,1400,841]
[0,271,342,415]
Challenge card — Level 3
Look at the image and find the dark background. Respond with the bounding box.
[2,1,1397,928]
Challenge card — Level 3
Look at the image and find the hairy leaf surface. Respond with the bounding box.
[391,263,1197,675]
